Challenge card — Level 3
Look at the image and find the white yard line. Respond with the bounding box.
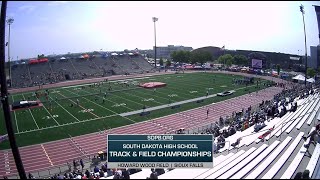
[16,114,118,135]
[57,92,100,118]
[110,92,145,106]
[81,88,135,111]
[64,89,136,123]
[48,96,81,122]
[41,103,61,126]
[11,95,20,133]
[122,91,164,105]
[21,94,40,129]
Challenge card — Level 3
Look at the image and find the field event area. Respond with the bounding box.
[0,72,269,149]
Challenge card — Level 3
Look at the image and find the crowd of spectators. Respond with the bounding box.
[196,83,318,153]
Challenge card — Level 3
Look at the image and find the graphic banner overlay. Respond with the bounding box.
[252,59,263,69]
[107,134,213,168]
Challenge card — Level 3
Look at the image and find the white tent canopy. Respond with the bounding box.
[292,74,306,81]
[307,78,315,83]
[111,53,118,56]
[60,57,66,60]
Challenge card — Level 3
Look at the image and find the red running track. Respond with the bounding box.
[0,72,290,177]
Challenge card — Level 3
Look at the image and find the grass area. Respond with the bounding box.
[0,72,271,149]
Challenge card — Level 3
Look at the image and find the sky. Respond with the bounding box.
[2,1,320,60]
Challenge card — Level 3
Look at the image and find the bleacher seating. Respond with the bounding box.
[261,132,304,179]
[306,143,320,178]
[11,63,31,87]
[206,147,256,179]
[158,154,231,179]
[194,150,246,179]
[11,54,154,88]
[280,130,314,179]
[218,144,268,179]
[245,136,292,179]
[231,140,280,179]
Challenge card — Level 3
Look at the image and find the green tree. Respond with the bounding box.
[171,50,192,63]
[217,54,234,66]
[276,64,281,75]
[307,68,316,78]
[233,55,248,66]
[226,59,233,67]
[159,58,164,66]
[190,51,212,65]
[166,60,172,67]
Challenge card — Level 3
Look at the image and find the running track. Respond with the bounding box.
[0,71,290,177]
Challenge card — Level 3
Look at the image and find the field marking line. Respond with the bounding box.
[11,95,20,133]
[57,92,100,118]
[22,92,61,126]
[48,96,81,122]
[121,91,164,105]
[15,114,118,135]
[63,89,136,123]
[107,91,145,106]
[41,103,61,126]
[41,144,54,166]
[21,94,40,129]
[79,88,135,111]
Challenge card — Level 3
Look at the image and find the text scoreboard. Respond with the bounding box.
[107,134,213,168]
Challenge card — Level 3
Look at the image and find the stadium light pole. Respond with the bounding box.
[0,1,27,179]
[6,17,13,83]
[152,17,158,69]
[300,4,308,87]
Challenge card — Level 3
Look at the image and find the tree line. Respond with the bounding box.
[169,50,249,67]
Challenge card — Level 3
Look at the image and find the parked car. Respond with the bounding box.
[217,91,233,97]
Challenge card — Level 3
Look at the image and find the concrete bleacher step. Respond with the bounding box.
[266,100,307,140]
[193,150,245,179]
[218,144,268,179]
[205,147,256,179]
[231,140,280,179]
[245,136,292,179]
[261,132,304,179]
[280,135,311,179]
[301,111,316,129]
[275,101,312,137]
[296,99,319,130]
[306,143,320,178]
[307,99,320,114]
[127,169,152,179]
[158,154,232,179]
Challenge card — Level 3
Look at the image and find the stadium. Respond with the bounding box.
[1,2,320,180]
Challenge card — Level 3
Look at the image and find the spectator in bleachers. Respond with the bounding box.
[302,170,310,179]
[149,169,158,179]
[294,172,302,179]
[231,137,242,148]
[94,166,100,173]
[80,159,84,170]
[303,124,320,148]
[155,168,165,176]
[28,173,35,179]
[122,169,130,179]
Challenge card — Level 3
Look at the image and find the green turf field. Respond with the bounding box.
[0,72,271,149]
